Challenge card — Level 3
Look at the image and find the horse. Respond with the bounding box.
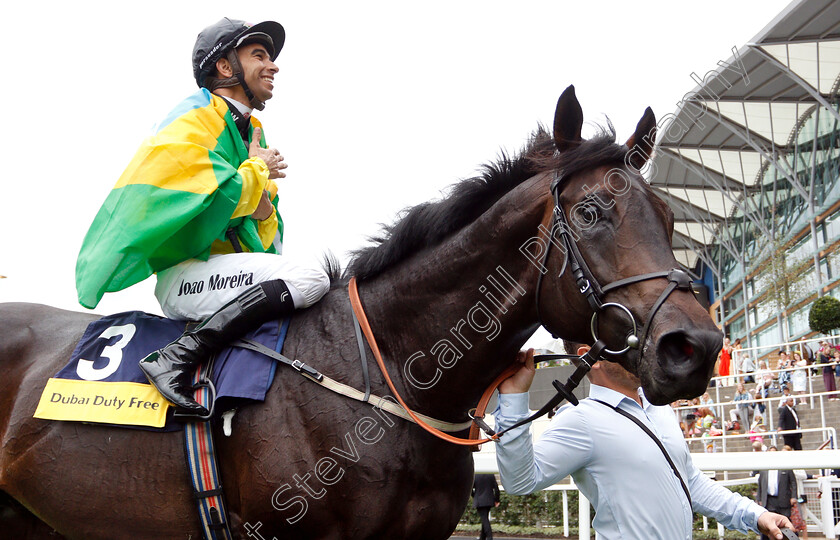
[0,85,722,539]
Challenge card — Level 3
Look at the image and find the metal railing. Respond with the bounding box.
[674,390,838,455]
[481,456,840,539]
[674,358,839,449]
[685,426,837,450]
[729,334,833,372]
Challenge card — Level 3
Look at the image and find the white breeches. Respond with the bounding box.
[155,252,330,321]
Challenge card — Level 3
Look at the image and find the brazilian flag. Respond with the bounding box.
[76,89,282,309]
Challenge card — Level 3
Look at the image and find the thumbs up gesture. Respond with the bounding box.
[249,128,287,179]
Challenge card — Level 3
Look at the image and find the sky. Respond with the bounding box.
[1,0,793,348]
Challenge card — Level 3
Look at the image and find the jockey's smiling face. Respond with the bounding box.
[237,43,279,103]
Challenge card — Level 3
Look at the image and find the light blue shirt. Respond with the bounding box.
[494,384,766,540]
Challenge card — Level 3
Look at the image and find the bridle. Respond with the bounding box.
[347,167,700,447]
[535,169,696,362]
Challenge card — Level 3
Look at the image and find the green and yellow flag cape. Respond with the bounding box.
[76,89,282,309]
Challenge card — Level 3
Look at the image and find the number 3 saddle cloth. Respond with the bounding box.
[34,311,286,429]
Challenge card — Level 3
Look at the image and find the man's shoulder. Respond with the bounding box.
[550,400,594,424]
[155,89,223,134]
[170,88,216,114]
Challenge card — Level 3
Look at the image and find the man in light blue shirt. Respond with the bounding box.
[495,348,793,540]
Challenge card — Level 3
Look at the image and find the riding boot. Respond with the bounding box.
[139,279,297,415]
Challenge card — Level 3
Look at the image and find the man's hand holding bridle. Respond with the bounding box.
[499,348,536,394]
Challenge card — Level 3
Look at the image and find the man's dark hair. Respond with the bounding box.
[565,341,588,367]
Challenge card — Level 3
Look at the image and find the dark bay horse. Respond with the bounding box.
[0,86,722,539]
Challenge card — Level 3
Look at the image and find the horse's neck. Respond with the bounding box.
[359,175,550,419]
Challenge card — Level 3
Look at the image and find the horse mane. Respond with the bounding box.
[345,122,625,281]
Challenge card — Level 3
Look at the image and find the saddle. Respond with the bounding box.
[34,311,286,429]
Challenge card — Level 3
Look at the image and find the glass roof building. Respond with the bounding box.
[650,0,840,352]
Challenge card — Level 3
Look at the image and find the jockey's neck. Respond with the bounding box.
[213,87,251,113]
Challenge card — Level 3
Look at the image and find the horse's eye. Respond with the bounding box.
[575,202,601,228]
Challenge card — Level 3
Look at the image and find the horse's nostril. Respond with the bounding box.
[658,332,697,365]
[648,329,722,403]
[656,329,722,380]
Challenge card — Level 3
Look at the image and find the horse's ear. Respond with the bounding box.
[625,107,656,169]
[553,85,584,152]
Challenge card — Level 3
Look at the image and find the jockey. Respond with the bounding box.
[75,18,330,416]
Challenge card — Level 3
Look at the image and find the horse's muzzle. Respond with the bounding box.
[648,328,723,404]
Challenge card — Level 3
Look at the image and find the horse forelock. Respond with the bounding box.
[345,122,636,282]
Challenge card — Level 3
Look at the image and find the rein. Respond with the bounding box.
[349,277,502,446]
[347,277,597,447]
[345,171,699,448]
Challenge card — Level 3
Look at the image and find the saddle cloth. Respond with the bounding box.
[34,311,287,429]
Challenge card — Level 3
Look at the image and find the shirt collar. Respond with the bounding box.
[589,383,647,410]
[225,97,253,116]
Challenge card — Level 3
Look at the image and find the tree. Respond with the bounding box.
[755,237,809,342]
[809,296,840,335]
[759,238,809,313]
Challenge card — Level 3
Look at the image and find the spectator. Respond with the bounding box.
[732,382,752,433]
[756,446,798,540]
[778,396,803,451]
[755,360,775,398]
[677,398,699,438]
[719,337,733,386]
[702,429,717,453]
[797,339,813,364]
[752,440,767,453]
[835,346,840,379]
[733,337,744,376]
[777,351,792,390]
[791,352,808,405]
[742,354,756,384]
[472,474,500,540]
[777,385,792,406]
[785,445,810,540]
[823,348,839,400]
[750,414,767,445]
[817,340,832,362]
[699,391,719,418]
[753,385,767,419]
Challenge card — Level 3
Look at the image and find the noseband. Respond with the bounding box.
[535,170,696,361]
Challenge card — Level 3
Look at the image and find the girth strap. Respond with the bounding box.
[184,358,233,540]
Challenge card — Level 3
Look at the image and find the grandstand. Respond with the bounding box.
[648,0,840,356]
[472,1,840,537]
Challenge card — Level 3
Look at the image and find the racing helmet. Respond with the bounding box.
[192,18,285,110]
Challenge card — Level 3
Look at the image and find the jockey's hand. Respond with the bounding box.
[499,348,535,394]
[756,511,794,540]
[251,190,274,221]
[250,128,287,179]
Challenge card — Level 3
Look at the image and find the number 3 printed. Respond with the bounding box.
[76,324,137,381]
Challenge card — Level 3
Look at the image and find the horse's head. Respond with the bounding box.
[538,85,722,404]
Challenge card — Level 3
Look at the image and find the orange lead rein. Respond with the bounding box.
[348,277,518,447]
